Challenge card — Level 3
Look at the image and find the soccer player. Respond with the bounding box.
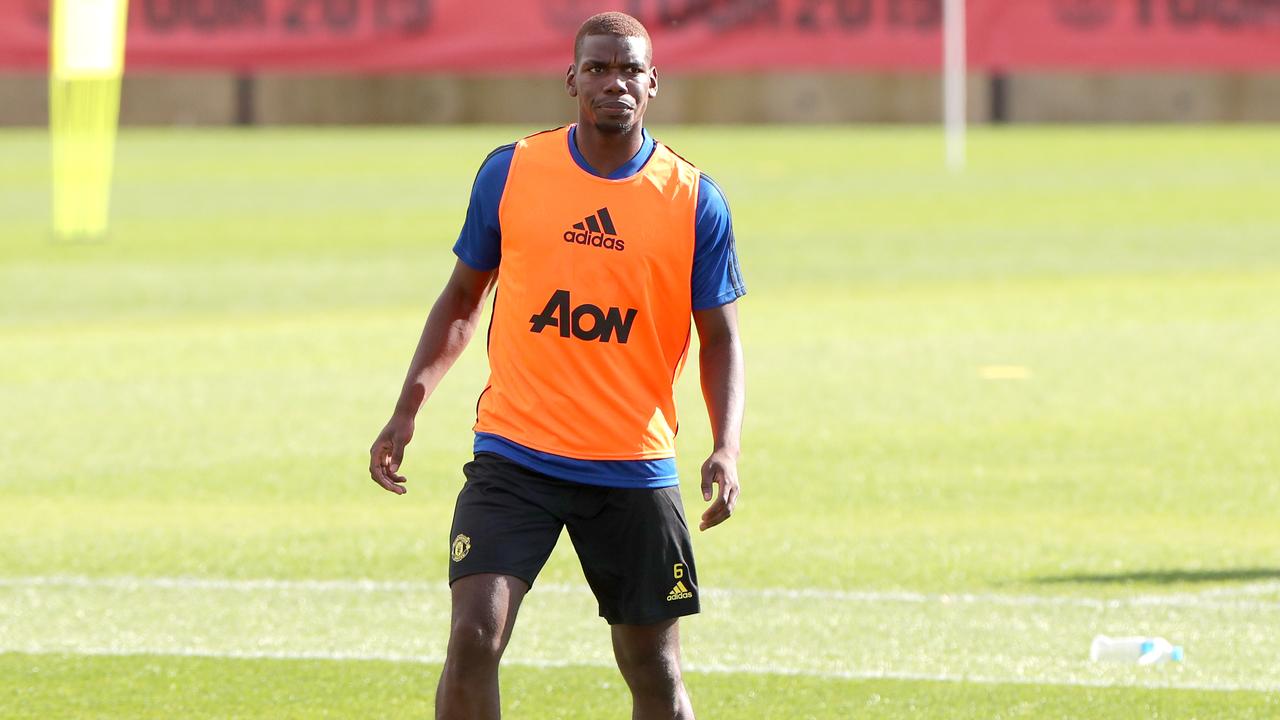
[368,12,745,719]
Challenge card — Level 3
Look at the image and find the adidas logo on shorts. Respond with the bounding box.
[667,580,693,602]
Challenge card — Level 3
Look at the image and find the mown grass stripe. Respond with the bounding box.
[3,575,1278,610]
[6,646,1277,694]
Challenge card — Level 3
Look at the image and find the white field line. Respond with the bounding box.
[1,575,1278,611]
[1191,581,1280,598]
[10,646,1279,694]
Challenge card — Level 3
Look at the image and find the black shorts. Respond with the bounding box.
[448,452,699,626]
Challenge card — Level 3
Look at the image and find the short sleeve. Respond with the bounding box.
[691,174,747,311]
[452,144,515,271]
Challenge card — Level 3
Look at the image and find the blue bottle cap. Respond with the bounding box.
[1172,646,1184,662]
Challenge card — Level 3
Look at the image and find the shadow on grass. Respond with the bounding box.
[1032,568,1280,586]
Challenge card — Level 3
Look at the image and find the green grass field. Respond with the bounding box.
[2,125,1279,718]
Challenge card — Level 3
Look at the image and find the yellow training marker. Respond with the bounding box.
[50,0,129,241]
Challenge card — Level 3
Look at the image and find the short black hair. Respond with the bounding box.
[573,12,652,64]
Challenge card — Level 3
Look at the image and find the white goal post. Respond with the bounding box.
[943,0,966,172]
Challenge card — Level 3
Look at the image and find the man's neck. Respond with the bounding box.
[573,121,645,177]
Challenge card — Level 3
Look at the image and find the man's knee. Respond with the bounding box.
[619,648,683,694]
[446,613,510,667]
[613,623,684,695]
[443,573,527,671]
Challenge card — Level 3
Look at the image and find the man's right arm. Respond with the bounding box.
[368,260,497,495]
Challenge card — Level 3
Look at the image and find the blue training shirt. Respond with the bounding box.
[453,126,746,488]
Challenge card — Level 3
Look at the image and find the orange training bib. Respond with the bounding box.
[474,126,700,461]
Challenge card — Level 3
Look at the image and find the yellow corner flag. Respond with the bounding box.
[50,0,129,241]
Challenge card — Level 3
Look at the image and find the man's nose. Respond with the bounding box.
[604,72,626,93]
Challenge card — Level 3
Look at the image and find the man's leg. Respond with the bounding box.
[611,619,694,720]
[436,573,528,720]
[441,454,570,718]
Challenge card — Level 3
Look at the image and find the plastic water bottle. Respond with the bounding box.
[1090,635,1184,665]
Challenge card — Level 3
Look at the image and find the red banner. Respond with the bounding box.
[2,0,1280,72]
[970,1,1280,70]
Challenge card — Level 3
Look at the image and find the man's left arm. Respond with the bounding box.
[693,301,745,531]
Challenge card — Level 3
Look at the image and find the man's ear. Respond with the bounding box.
[566,64,578,97]
[649,67,658,98]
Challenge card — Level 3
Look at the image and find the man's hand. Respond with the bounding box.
[699,448,740,531]
[369,414,415,495]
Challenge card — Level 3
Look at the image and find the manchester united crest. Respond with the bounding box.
[451,533,471,562]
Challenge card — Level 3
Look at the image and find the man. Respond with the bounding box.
[368,12,745,719]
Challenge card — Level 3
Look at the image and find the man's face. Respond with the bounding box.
[567,34,656,135]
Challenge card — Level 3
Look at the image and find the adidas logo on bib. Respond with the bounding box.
[563,207,625,251]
